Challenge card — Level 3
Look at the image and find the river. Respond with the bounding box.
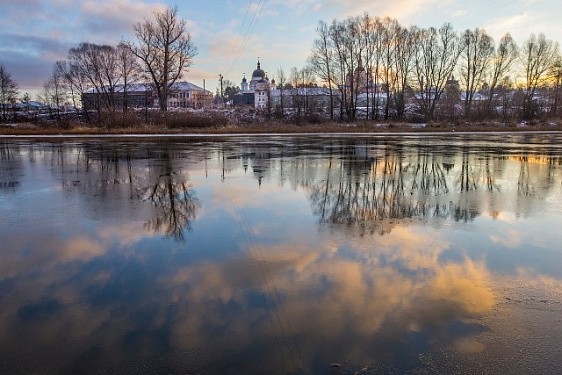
[1,134,562,374]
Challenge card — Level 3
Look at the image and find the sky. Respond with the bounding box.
[1,0,561,98]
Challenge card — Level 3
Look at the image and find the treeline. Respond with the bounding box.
[3,9,562,127]
[307,15,561,121]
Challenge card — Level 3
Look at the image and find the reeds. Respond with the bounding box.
[1,115,560,136]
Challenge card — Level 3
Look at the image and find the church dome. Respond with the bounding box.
[252,60,265,79]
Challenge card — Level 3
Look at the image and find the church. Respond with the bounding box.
[236,59,276,109]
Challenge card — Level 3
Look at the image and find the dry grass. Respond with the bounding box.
[1,118,561,136]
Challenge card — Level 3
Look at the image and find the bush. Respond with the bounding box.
[55,117,78,129]
[164,112,229,129]
[103,111,143,128]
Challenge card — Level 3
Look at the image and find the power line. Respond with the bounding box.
[221,0,268,79]
[222,0,253,73]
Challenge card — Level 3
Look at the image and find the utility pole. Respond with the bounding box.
[219,74,224,107]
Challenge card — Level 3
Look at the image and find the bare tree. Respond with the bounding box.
[217,78,238,106]
[128,6,197,112]
[289,66,316,121]
[330,17,365,120]
[328,19,354,120]
[308,20,335,119]
[411,23,463,121]
[304,13,562,122]
[67,43,121,114]
[486,33,518,116]
[380,17,398,119]
[55,59,92,121]
[311,15,395,121]
[392,25,417,119]
[275,67,287,118]
[41,67,67,120]
[359,15,383,120]
[521,33,559,119]
[58,42,140,118]
[460,28,494,119]
[55,61,79,109]
[347,18,365,120]
[549,54,562,116]
[0,63,18,122]
[116,42,141,113]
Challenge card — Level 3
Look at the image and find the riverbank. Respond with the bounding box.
[1,119,562,136]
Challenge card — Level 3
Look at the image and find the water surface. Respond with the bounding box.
[1,134,562,374]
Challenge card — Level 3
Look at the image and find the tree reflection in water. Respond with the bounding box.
[306,139,562,234]
[0,142,22,193]
[6,141,203,242]
[137,150,200,241]
[309,144,461,235]
[138,171,199,241]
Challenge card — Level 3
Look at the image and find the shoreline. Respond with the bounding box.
[3,130,562,139]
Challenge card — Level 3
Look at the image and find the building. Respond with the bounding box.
[82,84,152,110]
[235,59,274,109]
[82,81,213,110]
[344,58,384,95]
[269,87,332,109]
[161,81,213,109]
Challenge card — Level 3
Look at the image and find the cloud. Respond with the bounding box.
[0,33,69,89]
[0,220,154,281]
[205,29,263,71]
[164,227,496,370]
[484,13,529,39]
[308,0,442,21]
[80,0,168,41]
[272,0,322,14]
[209,179,298,216]
[454,337,486,353]
[97,222,156,246]
[201,21,291,81]
[489,229,523,248]
[375,226,450,269]
[0,0,44,23]
[452,9,468,18]
[61,235,106,262]
[0,0,170,91]
[484,10,562,43]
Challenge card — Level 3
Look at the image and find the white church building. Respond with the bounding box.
[240,59,275,109]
